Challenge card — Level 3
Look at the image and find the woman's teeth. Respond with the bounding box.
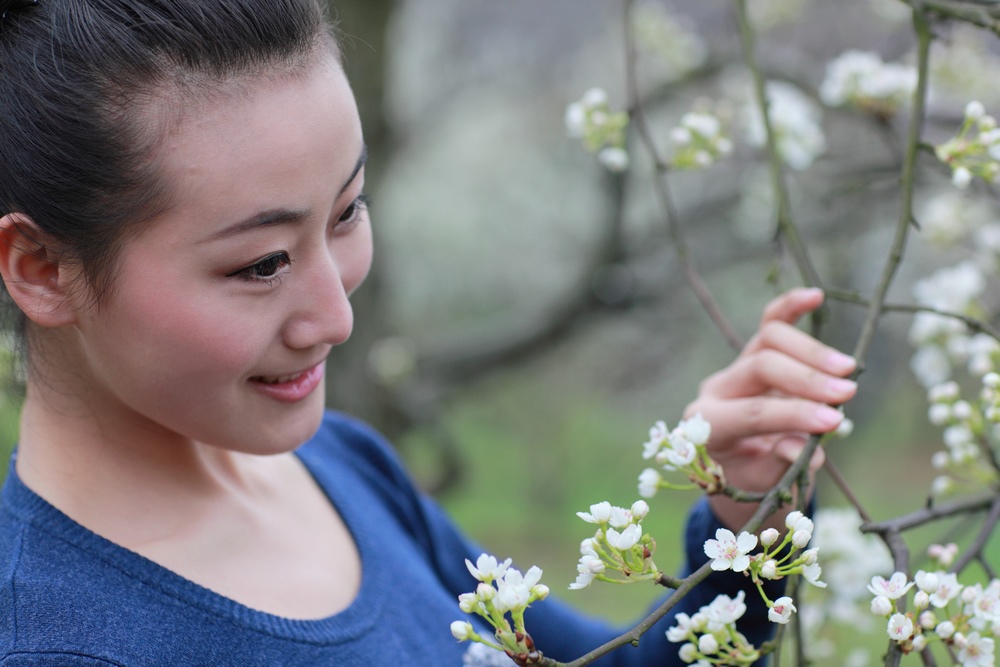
[256,372,300,384]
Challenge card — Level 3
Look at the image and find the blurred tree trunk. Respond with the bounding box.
[323,0,397,428]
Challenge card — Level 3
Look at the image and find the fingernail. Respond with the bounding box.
[826,351,857,373]
[826,378,857,395]
[814,406,843,428]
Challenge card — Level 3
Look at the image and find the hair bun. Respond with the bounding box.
[1,0,38,23]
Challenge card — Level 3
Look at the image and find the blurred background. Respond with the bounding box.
[6,0,1000,663]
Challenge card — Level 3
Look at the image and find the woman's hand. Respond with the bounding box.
[684,288,857,531]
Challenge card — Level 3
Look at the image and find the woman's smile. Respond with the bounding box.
[249,362,326,403]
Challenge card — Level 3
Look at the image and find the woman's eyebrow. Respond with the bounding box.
[204,144,368,242]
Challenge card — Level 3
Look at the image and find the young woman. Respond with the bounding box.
[0,1,857,665]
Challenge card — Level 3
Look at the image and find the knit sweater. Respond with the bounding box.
[0,411,777,666]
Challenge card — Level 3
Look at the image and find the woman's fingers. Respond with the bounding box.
[694,396,846,449]
[699,348,857,403]
[759,287,825,327]
[742,320,856,375]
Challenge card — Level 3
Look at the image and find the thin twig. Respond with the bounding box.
[861,491,995,533]
[732,0,826,338]
[822,459,874,524]
[950,496,1000,573]
[624,0,744,351]
[826,289,1000,342]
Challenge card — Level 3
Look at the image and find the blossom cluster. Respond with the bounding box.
[926,377,1000,495]
[869,549,1000,666]
[744,80,826,170]
[936,100,1000,189]
[704,512,825,623]
[631,3,706,84]
[665,591,761,666]
[564,88,630,173]
[638,413,721,496]
[819,50,916,118]
[452,554,550,663]
[803,507,892,626]
[669,110,733,171]
[570,500,657,589]
[908,260,990,389]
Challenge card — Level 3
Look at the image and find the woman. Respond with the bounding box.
[0,1,856,664]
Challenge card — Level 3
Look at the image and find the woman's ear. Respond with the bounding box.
[0,214,79,328]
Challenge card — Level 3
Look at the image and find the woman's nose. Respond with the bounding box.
[282,255,354,350]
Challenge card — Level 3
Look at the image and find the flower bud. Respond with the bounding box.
[785,511,804,530]
[914,591,930,610]
[477,583,495,601]
[630,500,650,521]
[919,610,937,629]
[912,633,927,652]
[679,643,698,662]
[792,529,812,548]
[966,100,986,121]
[928,403,951,425]
[802,548,819,565]
[760,528,780,547]
[929,381,960,403]
[871,595,893,616]
[698,634,719,654]
[451,620,474,641]
[936,620,955,639]
[914,570,939,593]
[458,592,477,613]
[531,584,550,601]
[952,400,972,420]
[761,560,778,580]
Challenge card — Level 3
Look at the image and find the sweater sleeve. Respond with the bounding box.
[322,413,781,666]
[0,654,123,666]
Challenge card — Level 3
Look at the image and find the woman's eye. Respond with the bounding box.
[334,194,370,234]
[228,251,292,284]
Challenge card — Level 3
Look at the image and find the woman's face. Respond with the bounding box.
[62,55,372,454]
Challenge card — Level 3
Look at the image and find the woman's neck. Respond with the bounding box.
[15,378,280,548]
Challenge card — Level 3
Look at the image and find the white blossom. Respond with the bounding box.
[680,413,711,446]
[666,613,695,643]
[820,50,916,114]
[494,565,543,613]
[576,501,613,524]
[957,632,995,667]
[704,529,757,572]
[638,468,662,498]
[869,572,914,600]
[466,554,512,583]
[598,147,629,173]
[704,590,747,626]
[886,613,914,642]
[606,524,642,551]
[745,80,826,170]
[930,572,963,608]
[768,596,797,624]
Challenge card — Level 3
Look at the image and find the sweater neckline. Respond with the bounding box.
[1,442,385,645]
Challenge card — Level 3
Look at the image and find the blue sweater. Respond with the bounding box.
[0,412,777,666]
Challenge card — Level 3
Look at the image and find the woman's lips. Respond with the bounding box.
[249,362,325,403]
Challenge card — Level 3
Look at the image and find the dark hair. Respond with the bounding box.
[0,0,333,308]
